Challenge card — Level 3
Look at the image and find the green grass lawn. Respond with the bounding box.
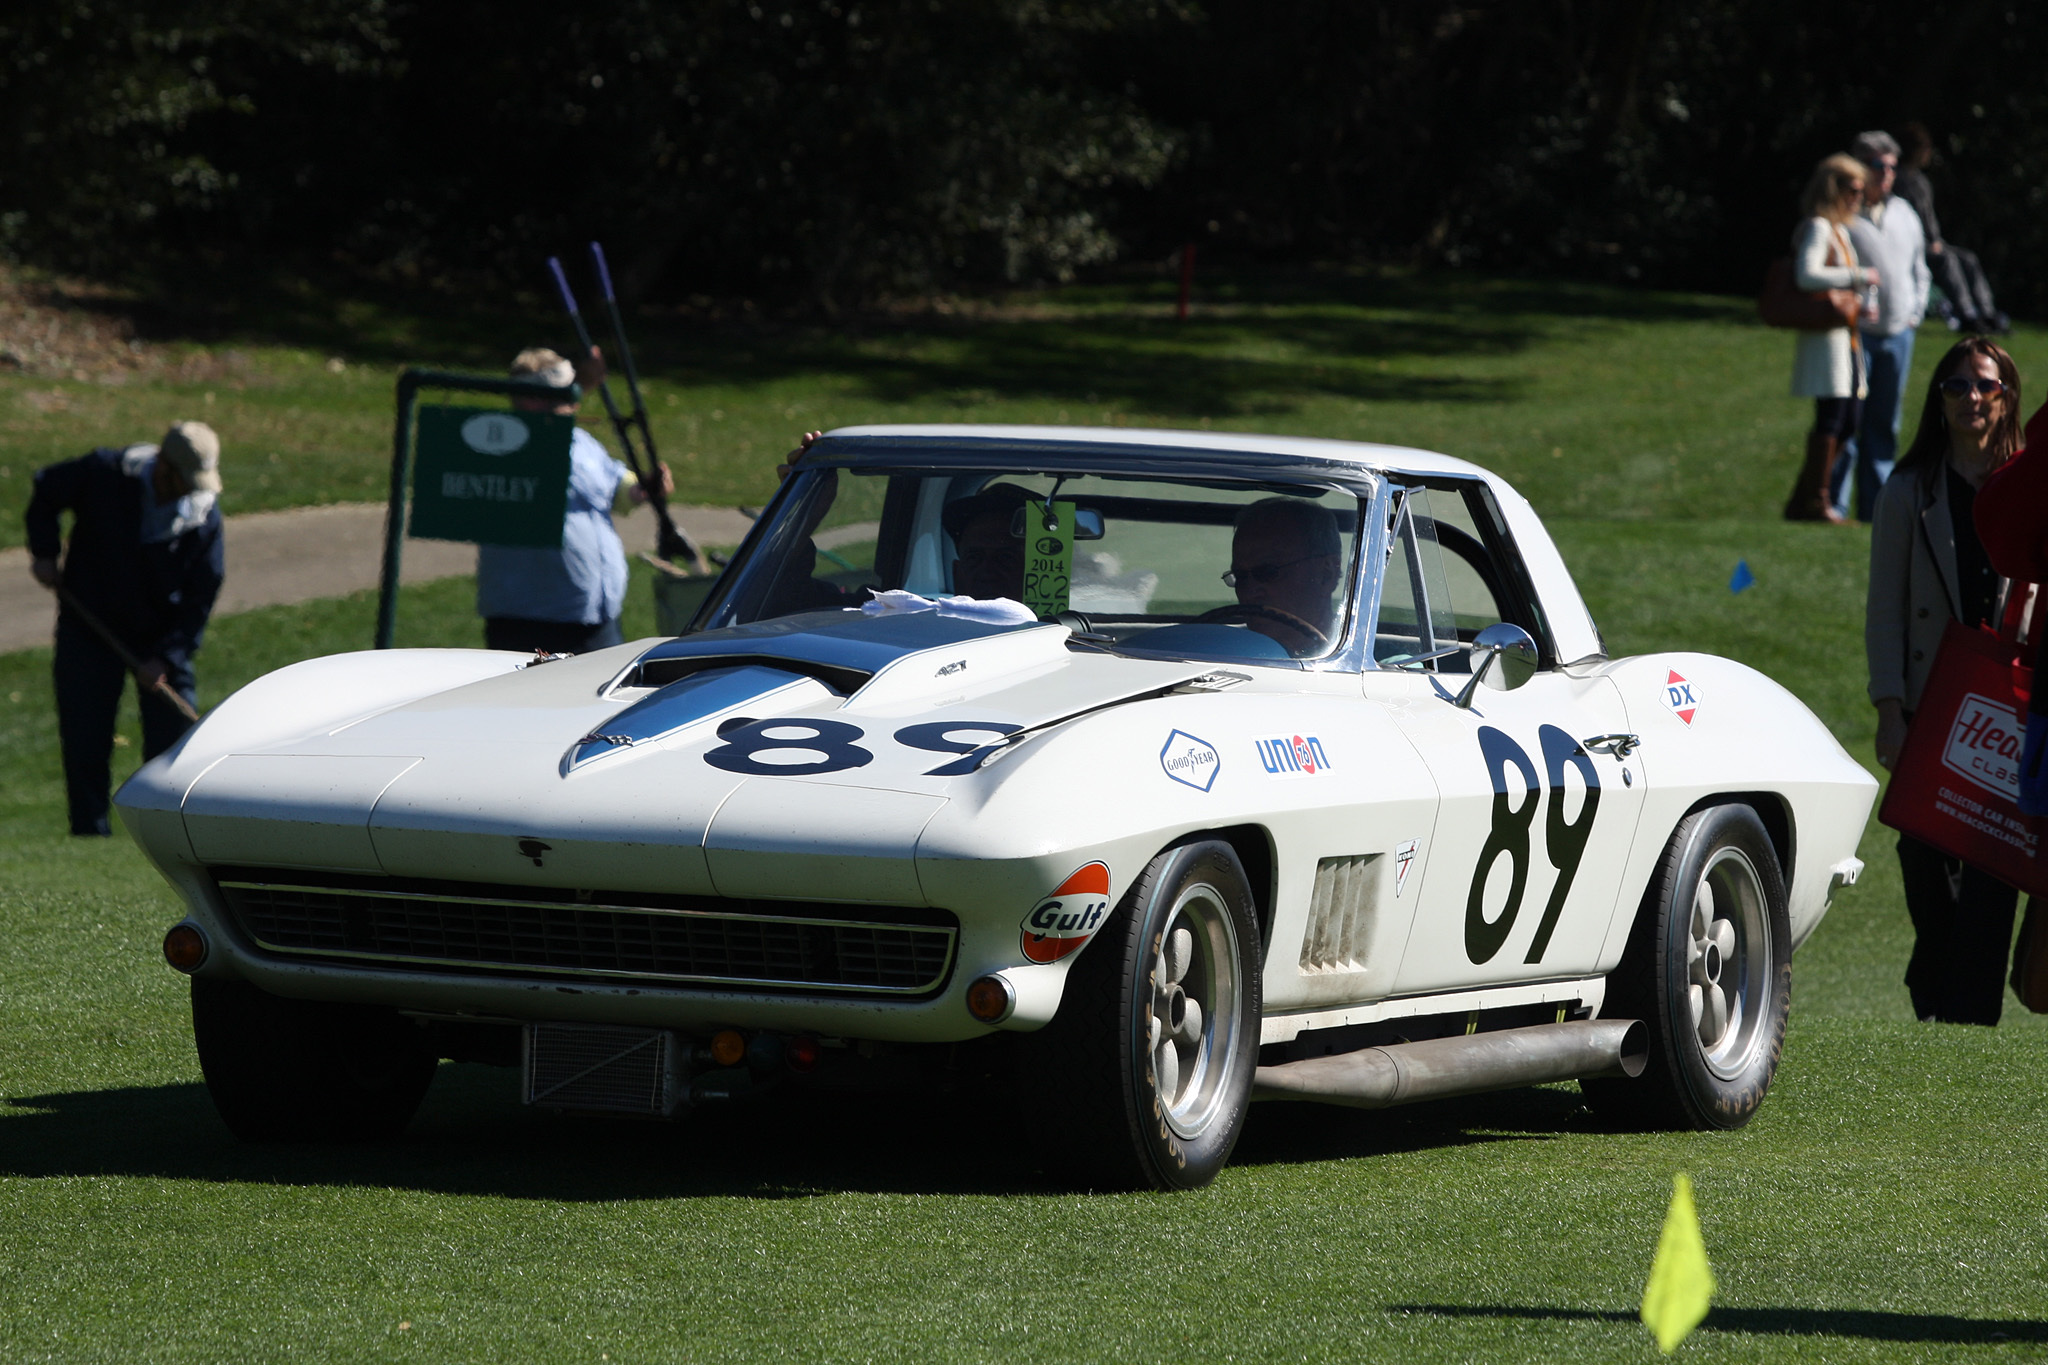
[2,271,2044,1362]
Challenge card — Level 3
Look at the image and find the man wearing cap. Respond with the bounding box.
[26,422,226,836]
[477,346,668,654]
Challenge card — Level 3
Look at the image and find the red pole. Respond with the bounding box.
[1177,242,1197,321]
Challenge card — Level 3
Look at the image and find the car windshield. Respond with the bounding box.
[703,467,1366,664]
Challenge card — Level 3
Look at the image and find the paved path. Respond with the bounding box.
[0,502,761,654]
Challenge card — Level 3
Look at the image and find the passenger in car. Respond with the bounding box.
[1225,498,1343,654]
[941,485,1033,600]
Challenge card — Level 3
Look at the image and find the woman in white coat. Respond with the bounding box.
[1785,153,1880,522]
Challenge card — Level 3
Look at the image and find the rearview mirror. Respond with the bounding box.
[1009,507,1105,540]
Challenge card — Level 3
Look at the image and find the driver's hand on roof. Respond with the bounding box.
[776,431,823,482]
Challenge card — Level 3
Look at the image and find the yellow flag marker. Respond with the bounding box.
[1640,1172,1716,1353]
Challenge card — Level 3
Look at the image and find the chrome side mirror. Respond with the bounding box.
[1453,622,1540,708]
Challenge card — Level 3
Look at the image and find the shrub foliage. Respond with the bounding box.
[4,0,2045,310]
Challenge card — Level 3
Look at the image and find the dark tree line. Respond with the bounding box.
[4,0,2044,311]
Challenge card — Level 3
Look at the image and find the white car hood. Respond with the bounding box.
[168,610,1208,902]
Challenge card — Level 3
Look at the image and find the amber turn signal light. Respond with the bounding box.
[162,923,208,973]
[709,1029,747,1067]
[965,974,1014,1024]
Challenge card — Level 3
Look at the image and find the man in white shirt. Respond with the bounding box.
[1833,130,1931,522]
[476,348,668,654]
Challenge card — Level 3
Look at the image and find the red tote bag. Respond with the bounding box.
[1878,589,2046,895]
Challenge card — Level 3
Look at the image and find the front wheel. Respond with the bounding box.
[1583,803,1791,1130]
[192,979,437,1142]
[1020,838,1262,1190]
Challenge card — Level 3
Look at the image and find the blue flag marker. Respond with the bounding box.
[1729,559,1756,594]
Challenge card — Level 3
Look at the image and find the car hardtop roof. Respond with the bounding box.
[809,423,1494,488]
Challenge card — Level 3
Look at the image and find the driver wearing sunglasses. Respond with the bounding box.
[1218,498,1343,655]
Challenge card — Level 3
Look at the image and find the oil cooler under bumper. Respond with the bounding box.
[522,1023,684,1116]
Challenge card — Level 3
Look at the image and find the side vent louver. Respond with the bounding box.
[1298,853,1381,975]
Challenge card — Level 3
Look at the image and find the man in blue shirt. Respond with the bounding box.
[477,347,669,654]
[26,422,225,835]
[1832,130,1931,522]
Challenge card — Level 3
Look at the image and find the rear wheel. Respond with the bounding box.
[192,979,437,1142]
[1584,803,1790,1129]
[1021,838,1261,1190]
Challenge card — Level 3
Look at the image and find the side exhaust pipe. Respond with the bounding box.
[1251,1018,1647,1109]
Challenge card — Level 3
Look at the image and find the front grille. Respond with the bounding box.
[214,870,956,996]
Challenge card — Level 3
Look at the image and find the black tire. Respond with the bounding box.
[191,979,437,1142]
[1020,838,1262,1190]
[1583,803,1791,1130]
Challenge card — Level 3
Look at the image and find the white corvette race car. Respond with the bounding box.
[120,425,1876,1189]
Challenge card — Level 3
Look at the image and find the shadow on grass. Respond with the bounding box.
[1389,1303,2048,1344]
[0,1066,1562,1199]
[55,260,1762,421]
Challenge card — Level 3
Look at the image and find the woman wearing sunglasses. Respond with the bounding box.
[1867,336,2029,1023]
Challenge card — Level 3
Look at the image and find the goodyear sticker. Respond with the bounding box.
[1021,861,1113,963]
[1663,669,1700,726]
[1160,730,1221,791]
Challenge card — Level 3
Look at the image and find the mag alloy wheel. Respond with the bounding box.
[1145,879,1244,1142]
[1687,844,1772,1081]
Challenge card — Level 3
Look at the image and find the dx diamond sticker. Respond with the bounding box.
[1663,669,1700,726]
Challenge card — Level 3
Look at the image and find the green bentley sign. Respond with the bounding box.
[407,405,573,547]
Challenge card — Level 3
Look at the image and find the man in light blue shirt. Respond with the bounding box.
[1832,130,1931,522]
[477,347,666,654]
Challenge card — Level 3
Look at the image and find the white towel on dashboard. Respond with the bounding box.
[862,589,1039,625]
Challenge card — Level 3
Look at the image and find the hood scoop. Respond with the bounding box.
[628,610,1053,686]
[564,665,828,774]
[623,609,1072,715]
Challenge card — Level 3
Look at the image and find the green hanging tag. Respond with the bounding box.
[1022,500,1076,619]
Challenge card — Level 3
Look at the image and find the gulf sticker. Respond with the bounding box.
[1663,669,1700,726]
[1021,861,1113,964]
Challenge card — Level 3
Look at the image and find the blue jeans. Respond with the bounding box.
[53,615,196,835]
[1832,328,1915,521]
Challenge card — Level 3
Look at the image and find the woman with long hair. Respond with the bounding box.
[1867,336,2028,1023]
[1786,153,1881,522]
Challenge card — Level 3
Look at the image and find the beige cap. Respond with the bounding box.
[509,347,576,389]
[160,421,222,493]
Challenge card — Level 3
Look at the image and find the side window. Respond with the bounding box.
[1373,481,1552,670]
[1374,489,1461,668]
[1423,486,1514,634]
